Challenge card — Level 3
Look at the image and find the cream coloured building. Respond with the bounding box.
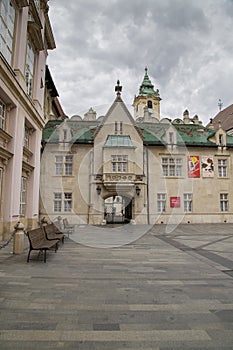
[0,0,55,239]
[40,69,233,225]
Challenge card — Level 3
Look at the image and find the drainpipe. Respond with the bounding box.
[146,147,150,224]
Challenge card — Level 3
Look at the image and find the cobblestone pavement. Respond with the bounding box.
[0,223,233,349]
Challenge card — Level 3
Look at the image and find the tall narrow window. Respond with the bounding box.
[114,122,118,134]
[157,193,166,212]
[24,125,30,149]
[25,41,35,96]
[0,168,3,202]
[147,100,152,108]
[64,192,72,212]
[54,192,62,212]
[64,155,73,175]
[55,156,63,176]
[184,193,192,212]
[220,193,228,212]
[0,0,15,64]
[20,177,27,216]
[120,122,123,134]
[218,159,227,177]
[0,100,6,130]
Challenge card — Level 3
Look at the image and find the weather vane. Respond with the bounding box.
[218,99,223,111]
[115,80,122,95]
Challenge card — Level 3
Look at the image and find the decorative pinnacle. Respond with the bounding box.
[115,80,122,95]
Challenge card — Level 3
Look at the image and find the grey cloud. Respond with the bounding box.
[48,0,233,123]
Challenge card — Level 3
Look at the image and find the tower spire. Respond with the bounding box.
[139,68,160,98]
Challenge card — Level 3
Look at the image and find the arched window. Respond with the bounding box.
[147,100,153,108]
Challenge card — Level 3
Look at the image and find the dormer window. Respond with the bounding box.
[63,130,67,141]
[219,134,223,145]
[169,132,174,144]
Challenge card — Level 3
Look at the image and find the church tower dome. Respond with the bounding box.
[133,68,161,121]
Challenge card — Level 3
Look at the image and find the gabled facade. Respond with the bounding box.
[40,71,233,225]
[0,0,55,239]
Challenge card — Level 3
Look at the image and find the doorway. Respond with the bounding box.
[104,196,132,224]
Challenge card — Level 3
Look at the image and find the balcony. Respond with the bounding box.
[102,173,144,192]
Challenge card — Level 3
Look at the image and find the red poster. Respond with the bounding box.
[170,197,180,208]
[188,156,200,178]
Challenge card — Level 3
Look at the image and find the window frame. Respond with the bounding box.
[162,157,183,177]
[54,155,73,176]
[0,0,16,65]
[220,193,228,212]
[25,40,35,97]
[0,100,6,130]
[218,159,227,178]
[19,176,27,216]
[157,193,166,213]
[184,193,193,212]
[111,155,128,173]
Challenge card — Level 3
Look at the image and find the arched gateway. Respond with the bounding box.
[104,196,132,224]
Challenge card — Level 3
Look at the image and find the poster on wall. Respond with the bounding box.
[188,156,200,178]
[201,156,214,177]
[170,197,181,208]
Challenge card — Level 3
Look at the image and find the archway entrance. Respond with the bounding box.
[104,196,132,224]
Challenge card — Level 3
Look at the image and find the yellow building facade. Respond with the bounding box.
[40,70,233,225]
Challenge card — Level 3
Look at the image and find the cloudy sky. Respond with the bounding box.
[47,0,233,125]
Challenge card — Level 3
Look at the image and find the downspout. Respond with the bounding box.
[146,146,150,224]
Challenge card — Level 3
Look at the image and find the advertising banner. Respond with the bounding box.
[202,156,214,177]
[188,156,200,178]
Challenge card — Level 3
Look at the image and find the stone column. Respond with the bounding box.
[13,221,25,254]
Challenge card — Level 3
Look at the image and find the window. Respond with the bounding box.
[105,135,134,147]
[0,0,15,64]
[0,167,3,201]
[25,41,35,96]
[219,134,223,145]
[120,121,123,134]
[112,155,128,173]
[114,122,118,134]
[55,155,73,176]
[64,192,72,212]
[220,193,228,212]
[24,125,30,149]
[0,100,6,130]
[218,159,227,177]
[157,193,166,212]
[169,132,174,144]
[147,100,152,108]
[64,156,73,175]
[184,193,192,212]
[55,156,63,176]
[19,177,27,216]
[162,157,183,177]
[54,192,62,212]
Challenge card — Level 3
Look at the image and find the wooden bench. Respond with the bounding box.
[26,228,59,263]
[43,223,65,243]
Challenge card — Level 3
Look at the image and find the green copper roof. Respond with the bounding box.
[139,67,160,98]
[42,119,233,148]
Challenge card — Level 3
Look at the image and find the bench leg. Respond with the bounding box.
[27,249,31,263]
[44,250,47,263]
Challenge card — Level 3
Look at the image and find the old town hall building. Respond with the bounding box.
[40,69,233,225]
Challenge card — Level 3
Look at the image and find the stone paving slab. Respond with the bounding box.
[0,223,233,349]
